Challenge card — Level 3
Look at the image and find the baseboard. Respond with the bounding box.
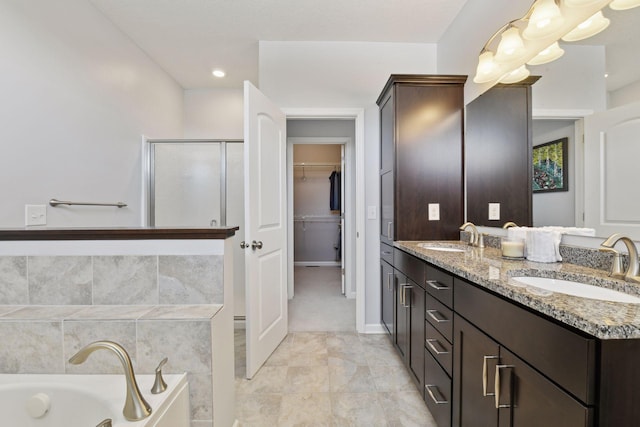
[234,317,246,330]
[294,261,341,267]
[363,323,387,334]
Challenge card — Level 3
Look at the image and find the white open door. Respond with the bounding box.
[243,81,288,379]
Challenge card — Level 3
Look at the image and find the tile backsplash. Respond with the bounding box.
[0,255,224,305]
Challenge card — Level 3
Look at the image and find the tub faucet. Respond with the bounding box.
[460,222,483,248]
[599,233,640,283]
[69,340,152,421]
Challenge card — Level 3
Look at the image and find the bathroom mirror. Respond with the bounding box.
[470,7,640,240]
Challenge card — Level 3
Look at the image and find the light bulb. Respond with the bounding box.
[499,65,530,84]
[473,51,504,83]
[495,27,526,63]
[212,69,226,78]
[562,11,610,42]
[523,0,565,40]
[527,42,565,65]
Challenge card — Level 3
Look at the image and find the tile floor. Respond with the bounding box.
[234,330,438,426]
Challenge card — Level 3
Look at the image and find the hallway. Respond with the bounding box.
[234,331,437,426]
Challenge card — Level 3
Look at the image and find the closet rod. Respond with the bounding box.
[49,198,127,208]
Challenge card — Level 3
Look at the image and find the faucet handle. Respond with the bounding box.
[600,247,625,279]
[96,419,112,427]
[151,357,168,394]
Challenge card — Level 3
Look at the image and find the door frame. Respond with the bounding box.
[287,136,352,294]
[283,108,365,333]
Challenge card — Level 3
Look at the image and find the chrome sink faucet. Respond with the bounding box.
[459,222,484,248]
[599,233,640,283]
[69,340,152,421]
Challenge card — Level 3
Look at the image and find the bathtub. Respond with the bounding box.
[0,373,189,427]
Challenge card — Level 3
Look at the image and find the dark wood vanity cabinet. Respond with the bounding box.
[377,75,467,245]
[453,278,594,427]
[380,243,394,336]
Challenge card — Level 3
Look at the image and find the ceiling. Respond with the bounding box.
[89,0,469,89]
[89,0,638,92]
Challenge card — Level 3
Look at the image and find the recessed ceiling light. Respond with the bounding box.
[212,69,225,78]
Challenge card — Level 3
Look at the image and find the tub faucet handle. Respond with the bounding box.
[96,419,112,427]
[151,357,168,394]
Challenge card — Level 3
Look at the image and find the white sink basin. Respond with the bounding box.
[417,243,466,253]
[511,276,640,304]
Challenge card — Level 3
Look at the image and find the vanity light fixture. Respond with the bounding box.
[523,0,565,40]
[562,11,610,41]
[472,0,633,85]
[609,0,640,9]
[499,65,531,84]
[212,69,226,78]
[526,41,565,65]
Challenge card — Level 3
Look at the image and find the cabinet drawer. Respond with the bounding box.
[454,278,596,405]
[425,293,453,343]
[425,321,453,376]
[425,265,454,308]
[380,243,394,264]
[424,351,452,427]
[394,249,424,285]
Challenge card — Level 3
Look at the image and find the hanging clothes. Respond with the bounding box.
[329,170,341,211]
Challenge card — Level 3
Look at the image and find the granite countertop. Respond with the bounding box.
[396,240,640,340]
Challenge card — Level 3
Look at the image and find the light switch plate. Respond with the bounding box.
[367,206,377,220]
[25,204,47,226]
[428,203,440,221]
[488,203,500,221]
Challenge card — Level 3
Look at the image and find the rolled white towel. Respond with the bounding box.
[541,226,596,237]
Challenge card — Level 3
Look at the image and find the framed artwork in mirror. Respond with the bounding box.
[533,137,568,193]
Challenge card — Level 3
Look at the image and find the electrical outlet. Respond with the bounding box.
[488,203,500,221]
[25,204,47,226]
[428,203,440,221]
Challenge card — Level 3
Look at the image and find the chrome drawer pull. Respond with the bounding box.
[425,385,448,405]
[426,280,449,291]
[495,364,514,409]
[387,273,393,291]
[482,355,499,397]
[426,339,449,355]
[403,285,413,308]
[426,309,449,323]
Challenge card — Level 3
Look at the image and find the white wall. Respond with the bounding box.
[0,0,183,228]
[610,79,640,108]
[532,120,577,227]
[183,89,244,139]
[260,41,437,329]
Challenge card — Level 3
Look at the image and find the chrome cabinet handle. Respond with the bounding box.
[426,339,449,355]
[387,221,393,239]
[399,283,405,306]
[495,364,514,409]
[387,273,393,291]
[425,385,448,405]
[426,309,449,323]
[403,285,413,308]
[426,280,449,291]
[251,240,263,250]
[381,250,392,256]
[482,355,499,397]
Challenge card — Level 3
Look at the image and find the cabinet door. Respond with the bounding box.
[408,281,425,390]
[381,260,395,336]
[380,170,394,243]
[380,90,395,244]
[453,315,500,427]
[499,347,592,427]
[395,271,408,359]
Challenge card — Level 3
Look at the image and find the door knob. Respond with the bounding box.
[251,240,263,250]
[240,241,248,249]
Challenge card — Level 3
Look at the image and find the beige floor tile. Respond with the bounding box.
[235,392,282,427]
[235,366,289,394]
[370,365,417,392]
[378,391,438,427]
[331,392,388,427]
[278,392,332,426]
[329,364,375,393]
[285,366,330,393]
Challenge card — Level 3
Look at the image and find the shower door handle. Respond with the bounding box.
[251,240,263,250]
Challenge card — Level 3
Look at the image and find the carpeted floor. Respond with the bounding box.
[288,266,356,332]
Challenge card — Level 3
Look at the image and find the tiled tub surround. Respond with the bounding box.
[397,240,640,339]
[0,230,237,427]
[0,255,223,306]
[0,304,220,423]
